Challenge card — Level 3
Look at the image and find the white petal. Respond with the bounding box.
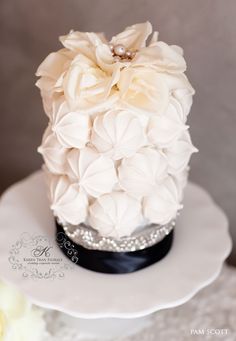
[95,44,116,73]
[111,22,152,49]
[158,72,195,94]
[59,31,97,61]
[134,42,186,73]
[118,67,169,115]
[148,31,159,46]
[36,50,70,79]
[171,45,184,56]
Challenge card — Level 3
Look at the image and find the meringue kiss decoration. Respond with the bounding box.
[36,22,197,273]
[66,147,117,197]
[91,110,146,160]
[50,99,91,149]
[48,174,88,225]
[89,192,143,238]
[118,147,168,198]
[38,125,68,175]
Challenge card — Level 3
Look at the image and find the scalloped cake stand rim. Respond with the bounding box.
[0,171,232,319]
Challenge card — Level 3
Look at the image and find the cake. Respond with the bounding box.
[36,22,197,273]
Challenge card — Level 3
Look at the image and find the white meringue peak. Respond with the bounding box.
[50,98,91,148]
[164,130,198,174]
[66,147,117,197]
[88,192,143,238]
[47,173,88,225]
[147,98,188,148]
[173,167,189,201]
[119,147,168,198]
[91,109,146,160]
[143,176,182,225]
[37,125,67,175]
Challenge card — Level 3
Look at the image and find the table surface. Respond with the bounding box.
[43,264,236,341]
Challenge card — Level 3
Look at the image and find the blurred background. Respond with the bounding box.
[0,0,235,264]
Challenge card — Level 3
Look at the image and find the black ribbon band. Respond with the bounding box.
[55,221,174,274]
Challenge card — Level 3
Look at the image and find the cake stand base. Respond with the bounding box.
[45,312,152,340]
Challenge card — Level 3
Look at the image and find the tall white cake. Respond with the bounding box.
[36,22,197,243]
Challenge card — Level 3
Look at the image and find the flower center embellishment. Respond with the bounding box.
[109,43,136,61]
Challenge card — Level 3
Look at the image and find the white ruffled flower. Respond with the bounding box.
[94,22,153,74]
[89,192,143,238]
[50,97,91,148]
[0,281,46,341]
[38,125,67,174]
[119,147,167,198]
[143,176,182,225]
[48,173,88,225]
[36,44,118,115]
[62,54,119,113]
[36,22,193,117]
[66,147,117,197]
[164,130,198,174]
[91,109,146,160]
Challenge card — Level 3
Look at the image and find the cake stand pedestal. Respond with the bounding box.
[0,171,232,339]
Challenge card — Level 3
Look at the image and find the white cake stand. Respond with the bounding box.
[0,171,232,322]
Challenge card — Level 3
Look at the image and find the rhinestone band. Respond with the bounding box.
[58,220,175,252]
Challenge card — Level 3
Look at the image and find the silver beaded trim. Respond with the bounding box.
[59,221,175,252]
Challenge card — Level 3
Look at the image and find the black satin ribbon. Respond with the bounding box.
[55,221,174,274]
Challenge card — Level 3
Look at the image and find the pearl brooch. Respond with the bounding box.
[125,50,135,59]
[109,43,136,61]
[108,43,114,52]
[113,44,126,57]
